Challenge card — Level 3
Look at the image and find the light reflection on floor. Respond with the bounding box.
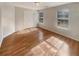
[57,41,70,56]
[16,28,38,35]
[38,30,44,42]
[26,41,57,56]
[25,36,71,56]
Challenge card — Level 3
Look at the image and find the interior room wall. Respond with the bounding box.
[24,9,34,28]
[1,5,15,38]
[24,10,38,28]
[33,11,39,27]
[39,2,79,41]
[15,7,38,31]
[0,5,15,45]
[15,7,24,31]
[0,8,2,45]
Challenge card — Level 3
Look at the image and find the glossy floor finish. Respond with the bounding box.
[0,27,79,56]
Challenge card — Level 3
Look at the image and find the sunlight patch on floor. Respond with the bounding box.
[26,41,57,56]
[26,36,70,56]
[46,36,64,49]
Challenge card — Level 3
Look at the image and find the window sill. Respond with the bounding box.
[56,26,69,30]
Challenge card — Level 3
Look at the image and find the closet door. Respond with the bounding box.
[15,7,24,31]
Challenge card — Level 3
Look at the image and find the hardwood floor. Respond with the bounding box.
[0,27,79,56]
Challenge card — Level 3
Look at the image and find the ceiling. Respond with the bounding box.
[0,2,71,10]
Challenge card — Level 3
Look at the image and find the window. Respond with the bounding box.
[57,9,69,29]
[39,12,43,23]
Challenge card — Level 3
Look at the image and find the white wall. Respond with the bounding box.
[24,10,38,28]
[39,3,79,41]
[0,5,15,45]
[15,7,38,31]
[0,8,2,45]
[24,9,34,28]
[15,7,24,31]
[33,11,39,27]
[1,5,15,38]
